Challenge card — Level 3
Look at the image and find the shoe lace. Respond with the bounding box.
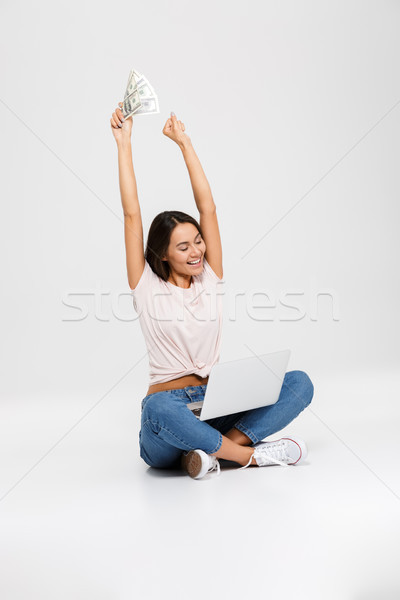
[208,456,221,476]
[237,440,291,470]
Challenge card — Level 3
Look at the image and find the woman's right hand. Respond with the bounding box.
[110,101,133,143]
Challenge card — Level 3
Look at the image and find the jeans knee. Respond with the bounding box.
[299,370,314,406]
[288,370,314,407]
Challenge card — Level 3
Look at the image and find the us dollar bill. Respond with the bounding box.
[121,87,142,119]
[134,97,159,115]
[125,69,145,96]
[122,68,160,118]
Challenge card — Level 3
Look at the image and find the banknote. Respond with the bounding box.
[134,97,159,115]
[125,69,145,96]
[122,69,160,119]
[121,87,142,119]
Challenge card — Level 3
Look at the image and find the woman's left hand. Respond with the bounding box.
[162,112,191,147]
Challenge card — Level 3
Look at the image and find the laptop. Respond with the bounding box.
[187,349,291,420]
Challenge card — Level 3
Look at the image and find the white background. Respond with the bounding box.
[1,1,399,599]
[1,0,399,397]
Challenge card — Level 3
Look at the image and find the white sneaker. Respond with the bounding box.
[238,437,308,470]
[181,449,221,479]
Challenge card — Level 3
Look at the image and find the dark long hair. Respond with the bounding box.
[145,211,203,281]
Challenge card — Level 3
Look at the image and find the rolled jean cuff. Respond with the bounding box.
[209,430,223,454]
[234,421,258,445]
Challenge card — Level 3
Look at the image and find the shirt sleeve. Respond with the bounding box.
[130,260,159,314]
[202,257,224,284]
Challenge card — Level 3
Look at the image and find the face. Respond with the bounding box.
[162,222,206,276]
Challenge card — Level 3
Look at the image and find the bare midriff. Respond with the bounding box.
[146,374,209,397]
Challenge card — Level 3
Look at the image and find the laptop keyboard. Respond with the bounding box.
[187,400,204,419]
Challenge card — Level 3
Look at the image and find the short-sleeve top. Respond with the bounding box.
[131,258,224,386]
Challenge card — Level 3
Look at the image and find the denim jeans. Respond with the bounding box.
[139,370,314,469]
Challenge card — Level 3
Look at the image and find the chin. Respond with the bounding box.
[187,261,204,272]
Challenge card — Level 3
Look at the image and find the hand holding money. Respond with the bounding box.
[110,101,133,144]
[163,112,191,148]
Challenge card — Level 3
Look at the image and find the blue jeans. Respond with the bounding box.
[139,370,314,469]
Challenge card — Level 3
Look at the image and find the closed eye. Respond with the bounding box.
[181,241,202,251]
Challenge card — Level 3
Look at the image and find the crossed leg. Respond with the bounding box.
[225,427,253,445]
[210,428,257,466]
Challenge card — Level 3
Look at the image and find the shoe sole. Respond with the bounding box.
[181,450,203,478]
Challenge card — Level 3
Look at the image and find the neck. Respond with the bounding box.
[168,270,192,289]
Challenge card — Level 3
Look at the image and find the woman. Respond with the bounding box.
[110,102,314,480]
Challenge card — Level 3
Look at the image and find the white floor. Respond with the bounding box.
[1,371,399,600]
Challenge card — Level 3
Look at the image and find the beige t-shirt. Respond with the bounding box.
[131,258,224,385]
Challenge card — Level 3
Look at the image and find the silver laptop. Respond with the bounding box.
[187,349,291,421]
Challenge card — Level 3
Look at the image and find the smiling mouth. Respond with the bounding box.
[187,257,202,266]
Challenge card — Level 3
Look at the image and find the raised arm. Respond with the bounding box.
[110,101,145,290]
[162,113,223,279]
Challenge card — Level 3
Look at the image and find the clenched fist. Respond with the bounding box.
[162,112,191,147]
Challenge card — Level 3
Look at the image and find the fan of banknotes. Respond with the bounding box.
[121,69,160,119]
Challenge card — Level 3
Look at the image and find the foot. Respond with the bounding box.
[238,437,308,470]
[181,449,221,479]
